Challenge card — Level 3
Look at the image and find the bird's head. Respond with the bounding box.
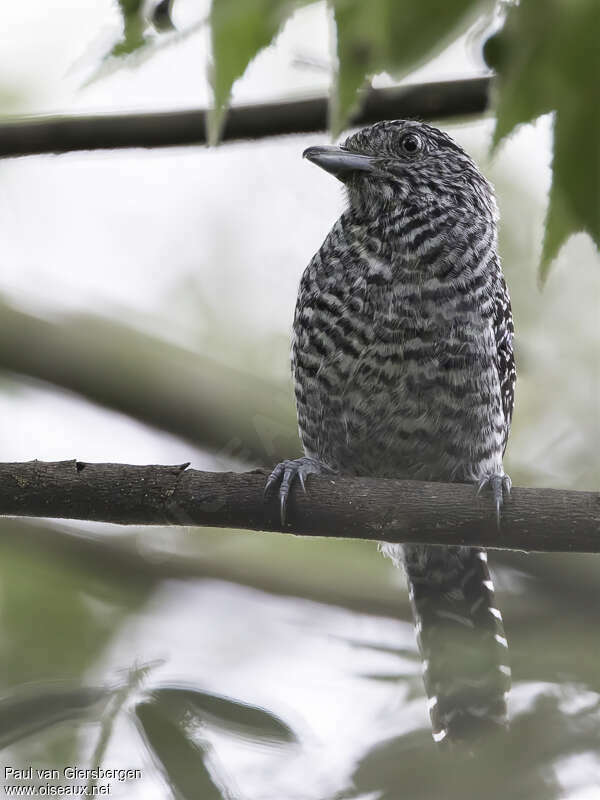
[304,120,497,222]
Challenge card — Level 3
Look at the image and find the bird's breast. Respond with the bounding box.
[293,259,503,480]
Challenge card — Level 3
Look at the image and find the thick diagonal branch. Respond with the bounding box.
[1,460,597,553]
[0,302,299,464]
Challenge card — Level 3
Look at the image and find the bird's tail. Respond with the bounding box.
[402,543,511,745]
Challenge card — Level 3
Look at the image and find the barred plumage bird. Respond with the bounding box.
[265,120,515,745]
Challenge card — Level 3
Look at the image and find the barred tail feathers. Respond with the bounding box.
[402,543,511,744]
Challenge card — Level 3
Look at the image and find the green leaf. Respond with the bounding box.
[152,686,297,744]
[136,700,227,800]
[209,0,309,144]
[485,0,600,279]
[331,0,489,135]
[112,0,148,57]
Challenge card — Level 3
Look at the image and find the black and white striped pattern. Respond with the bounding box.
[291,120,515,744]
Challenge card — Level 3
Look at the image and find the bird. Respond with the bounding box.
[265,119,515,746]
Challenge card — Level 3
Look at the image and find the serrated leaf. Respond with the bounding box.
[209,0,309,144]
[152,686,297,744]
[331,0,489,136]
[136,700,227,800]
[113,0,148,57]
[486,0,600,279]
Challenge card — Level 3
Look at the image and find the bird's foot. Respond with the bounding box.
[476,472,512,525]
[264,457,334,525]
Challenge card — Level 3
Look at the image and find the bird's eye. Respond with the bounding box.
[400,133,422,155]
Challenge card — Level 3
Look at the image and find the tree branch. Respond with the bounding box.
[0,77,490,159]
[1,460,597,553]
[0,302,299,464]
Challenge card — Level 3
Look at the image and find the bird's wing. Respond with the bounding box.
[493,274,516,454]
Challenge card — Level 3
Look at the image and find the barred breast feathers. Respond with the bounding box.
[278,120,515,745]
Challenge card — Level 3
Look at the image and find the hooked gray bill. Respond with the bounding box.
[302,145,375,182]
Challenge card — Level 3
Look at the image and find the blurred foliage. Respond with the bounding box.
[96,0,599,272]
[485,146,600,493]
[89,3,206,87]
[0,298,299,466]
[112,0,148,56]
[135,685,298,798]
[337,691,600,800]
[207,0,489,137]
[209,0,312,143]
[0,1,598,797]
[485,0,600,278]
[110,0,179,56]
[3,513,600,798]
[0,519,153,783]
[152,0,176,32]
[57,0,595,277]
[330,0,489,135]
[135,698,232,799]
[145,686,297,744]
[194,0,598,273]
[0,684,107,750]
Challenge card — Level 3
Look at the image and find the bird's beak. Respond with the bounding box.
[303,145,375,182]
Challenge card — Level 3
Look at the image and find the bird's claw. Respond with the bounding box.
[264,457,333,525]
[476,473,512,526]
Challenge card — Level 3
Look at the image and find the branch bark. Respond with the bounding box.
[1,460,598,553]
[0,77,490,159]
